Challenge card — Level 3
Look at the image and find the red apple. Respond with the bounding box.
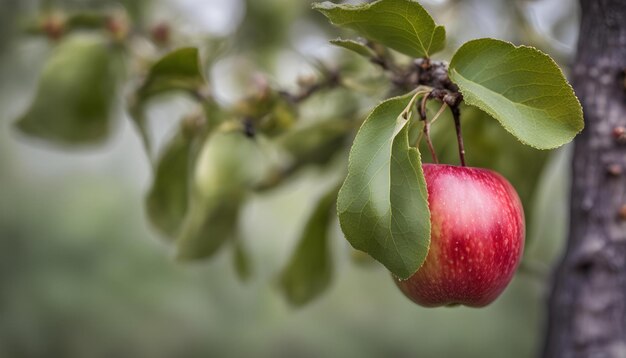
[395,164,525,307]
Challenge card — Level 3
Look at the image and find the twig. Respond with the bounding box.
[279,69,341,104]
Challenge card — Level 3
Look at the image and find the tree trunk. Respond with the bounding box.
[543,1,626,357]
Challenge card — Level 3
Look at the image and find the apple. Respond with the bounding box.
[395,164,525,307]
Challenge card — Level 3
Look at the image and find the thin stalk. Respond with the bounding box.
[417,91,438,163]
[423,118,438,164]
[414,101,447,148]
[429,102,448,126]
[419,92,430,120]
[402,89,432,118]
[451,106,466,166]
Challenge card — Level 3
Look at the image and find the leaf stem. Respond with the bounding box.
[423,118,438,164]
[401,88,431,118]
[417,91,438,164]
[451,106,466,166]
[429,102,448,126]
[424,120,439,164]
[419,92,430,120]
[414,101,447,148]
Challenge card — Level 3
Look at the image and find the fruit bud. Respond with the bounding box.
[42,14,65,40]
[151,22,170,45]
[105,12,129,41]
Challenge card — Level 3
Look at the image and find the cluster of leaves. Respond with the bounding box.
[15,7,353,306]
[14,0,583,305]
[316,0,583,279]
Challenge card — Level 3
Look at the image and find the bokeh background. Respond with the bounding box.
[0,0,578,357]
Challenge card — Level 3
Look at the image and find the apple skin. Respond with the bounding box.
[395,164,525,308]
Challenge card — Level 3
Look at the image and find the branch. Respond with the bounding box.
[279,68,341,104]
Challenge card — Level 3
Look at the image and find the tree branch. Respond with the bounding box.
[279,68,341,104]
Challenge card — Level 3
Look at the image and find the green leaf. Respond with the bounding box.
[278,119,351,167]
[448,38,584,149]
[176,198,241,260]
[194,130,269,200]
[278,185,338,306]
[15,34,121,145]
[337,94,430,279]
[145,125,195,238]
[255,119,352,191]
[176,130,269,260]
[314,0,446,58]
[129,47,209,159]
[255,97,298,137]
[330,38,376,58]
[232,89,299,138]
[137,47,205,101]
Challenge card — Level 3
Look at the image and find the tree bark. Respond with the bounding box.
[543,1,626,357]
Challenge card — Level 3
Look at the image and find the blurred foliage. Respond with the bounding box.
[0,0,578,356]
[146,121,196,238]
[176,130,270,260]
[15,34,122,146]
[135,47,206,102]
[278,184,339,306]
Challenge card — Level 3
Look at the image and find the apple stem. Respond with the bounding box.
[451,106,466,167]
